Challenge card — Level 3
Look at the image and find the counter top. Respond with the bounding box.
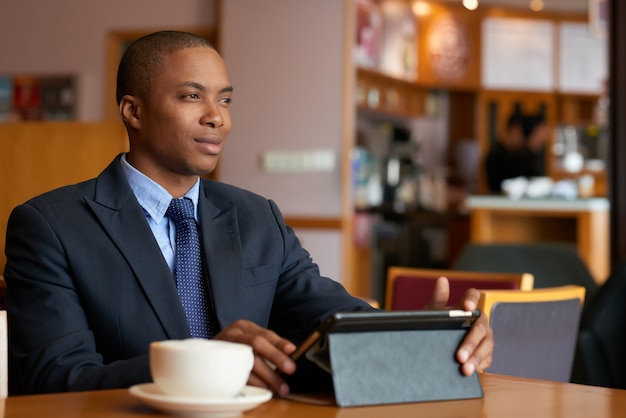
[465,195,610,283]
[466,195,610,212]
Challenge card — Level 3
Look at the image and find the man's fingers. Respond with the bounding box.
[213,319,297,396]
[425,276,450,309]
[246,333,296,375]
[456,312,494,375]
[458,288,480,311]
[249,354,290,396]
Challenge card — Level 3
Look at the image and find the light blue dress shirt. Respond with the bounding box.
[120,154,200,272]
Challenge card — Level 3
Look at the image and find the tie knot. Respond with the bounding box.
[167,198,195,225]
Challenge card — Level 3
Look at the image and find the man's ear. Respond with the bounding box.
[119,95,142,129]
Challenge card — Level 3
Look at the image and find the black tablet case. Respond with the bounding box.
[289,313,484,407]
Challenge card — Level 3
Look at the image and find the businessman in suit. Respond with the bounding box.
[4,31,493,395]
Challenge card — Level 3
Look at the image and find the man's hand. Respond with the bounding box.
[426,277,494,376]
[213,320,296,396]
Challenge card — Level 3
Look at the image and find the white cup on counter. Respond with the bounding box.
[149,339,254,398]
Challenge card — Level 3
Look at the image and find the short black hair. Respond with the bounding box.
[116,31,214,105]
[506,112,524,130]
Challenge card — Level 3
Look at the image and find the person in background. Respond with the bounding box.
[4,31,493,396]
[522,113,548,178]
[485,111,547,193]
[485,111,526,193]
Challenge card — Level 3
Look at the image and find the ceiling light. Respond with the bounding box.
[529,0,544,12]
[412,1,431,17]
[463,0,479,10]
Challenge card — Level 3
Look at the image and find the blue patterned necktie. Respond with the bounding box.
[166,198,215,338]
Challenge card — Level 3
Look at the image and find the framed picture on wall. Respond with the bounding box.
[589,0,608,38]
[354,0,383,69]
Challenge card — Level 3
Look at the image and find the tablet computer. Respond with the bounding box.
[291,309,480,361]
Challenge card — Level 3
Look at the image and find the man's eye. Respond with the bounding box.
[188,93,199,99]
[219,97,231,105]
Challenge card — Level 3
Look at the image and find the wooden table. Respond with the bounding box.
[466,196,610,284]
[2,374,625,417]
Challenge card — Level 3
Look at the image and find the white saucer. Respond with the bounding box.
[129,383,272,418]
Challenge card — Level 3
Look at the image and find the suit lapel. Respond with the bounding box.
[86,157,189,339]
[198,183,243,329]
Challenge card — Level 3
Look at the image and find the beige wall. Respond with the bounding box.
[0,0,217,120]
[219,0,350,283]
[219,0,346,217]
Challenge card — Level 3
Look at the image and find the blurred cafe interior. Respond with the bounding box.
[1,0,626,389]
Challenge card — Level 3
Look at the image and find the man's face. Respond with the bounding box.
[127,47,233,184]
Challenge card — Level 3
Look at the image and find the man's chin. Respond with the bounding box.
[196,160,219,178]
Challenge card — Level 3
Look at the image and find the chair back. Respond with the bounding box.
[453,243,598,308]
[479,285,586,383]
[385,266,534,310]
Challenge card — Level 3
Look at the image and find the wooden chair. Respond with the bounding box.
[479,285,586,383]
[385,266,534,311]
[358,297,380,309]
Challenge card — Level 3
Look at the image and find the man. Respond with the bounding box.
[4,31,492,395]
[485,111,547,194]
[485,112,527,193]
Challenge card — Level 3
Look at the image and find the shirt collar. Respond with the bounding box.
[120,154,200,223]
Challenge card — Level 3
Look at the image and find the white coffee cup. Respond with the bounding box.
[150,339,254,398]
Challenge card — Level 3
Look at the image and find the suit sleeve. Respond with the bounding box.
[264,200,374,344]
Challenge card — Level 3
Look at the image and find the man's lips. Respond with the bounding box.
[194,137,222,155]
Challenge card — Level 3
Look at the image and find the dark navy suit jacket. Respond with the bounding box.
[4,154,370,394]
